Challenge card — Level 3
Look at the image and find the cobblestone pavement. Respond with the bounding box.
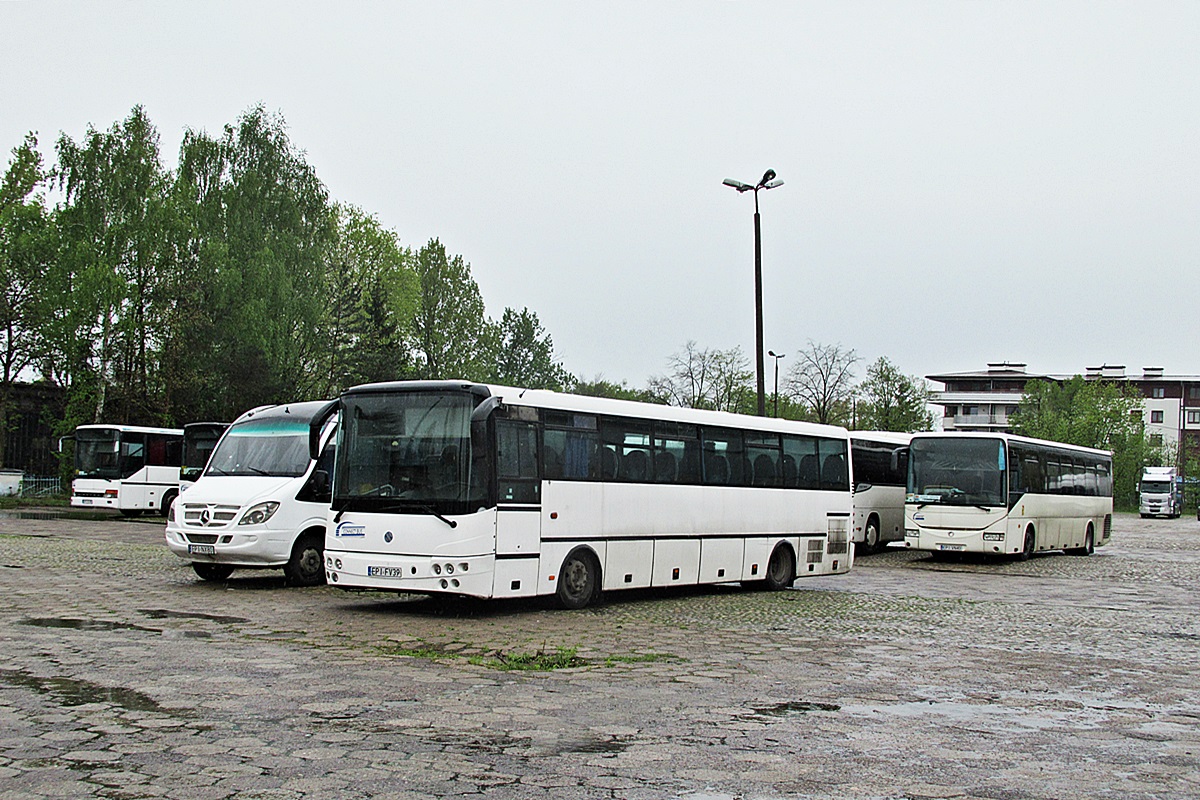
[0,510,1197,799]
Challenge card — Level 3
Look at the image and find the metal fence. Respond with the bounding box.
[18,476,66,498]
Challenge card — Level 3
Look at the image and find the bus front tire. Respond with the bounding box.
[161,491,177,519]
[1017,526,1035,561]
[284,530,326,587]
[763,544,796,590]
[192,562,234,582]
[555,548,600,609]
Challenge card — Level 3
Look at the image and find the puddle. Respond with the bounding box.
[0,510,115,521]
[749,700,841,718]
[0,668,168,714]
[139,608,250,624]
[20,617,161,634]
[565,737,631,755]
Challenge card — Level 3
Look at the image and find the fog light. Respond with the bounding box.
[905,529,918,538]
[445,563,454,574]
[451,579,460,588]
[459,562,469,572]
[331,572,339,582]
[432,563,442,575]
[439,579,448,589]
[335,559,342,570]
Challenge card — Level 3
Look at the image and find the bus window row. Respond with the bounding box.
[1009,445,1112,498]
[503,409,850,493]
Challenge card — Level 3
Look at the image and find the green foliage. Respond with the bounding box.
[477,307,572,390]
[855,356,935,432]
[412,238,486,380]
[573,376,666,404]
[1012,376,1151,507]
[0,133,55,466]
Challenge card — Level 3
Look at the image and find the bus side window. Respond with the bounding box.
[497,421,539,503]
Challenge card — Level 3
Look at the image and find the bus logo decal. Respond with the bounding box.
[336,522,366,538]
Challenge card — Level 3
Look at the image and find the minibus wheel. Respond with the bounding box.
[192,562,234,582]
[284,530,326,587]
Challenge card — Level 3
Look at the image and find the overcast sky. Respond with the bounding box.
[4,2,1198,389]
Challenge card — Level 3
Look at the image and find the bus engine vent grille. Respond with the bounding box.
[807,539,824,564]
[826,518,849,555]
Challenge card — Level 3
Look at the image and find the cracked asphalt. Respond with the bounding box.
[0,511,1197,799]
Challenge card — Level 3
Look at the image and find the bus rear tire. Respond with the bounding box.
[763,544,796,590]
[1017,526,1035,561]
[284,530,326,587]
[192,562,234,582]
[555,548,600,609]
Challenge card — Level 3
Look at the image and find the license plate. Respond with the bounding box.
[82,499,92,505]
[938,543,965,551]
[367,566,404,578]
[188,544,215,555]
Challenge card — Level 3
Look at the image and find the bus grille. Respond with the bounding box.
[182,504,240,528]
[807,539,824,564]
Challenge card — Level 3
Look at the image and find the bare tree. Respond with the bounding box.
[785,340,860,425]
[647,340,753,412]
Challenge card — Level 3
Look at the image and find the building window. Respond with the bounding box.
[1150,434,1163,446]
[1190,387,1200,399]
[1151,410,1164,424]
[1188,410,1200,425]
[1152,387,1166,398]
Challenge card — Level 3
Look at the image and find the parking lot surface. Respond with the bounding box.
[0,511,1197,800]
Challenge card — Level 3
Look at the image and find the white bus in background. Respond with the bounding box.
[850,431,912,554]
[65,425,184,517]
[165,402,335,585]
[310,380,854,609]
[905,432,1112,560]
[180,422,229,494]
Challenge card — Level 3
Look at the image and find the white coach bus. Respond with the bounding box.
[310,380,854,608]
[904,432,1112,559]
[64,424,184,517]
[850,431,912,554]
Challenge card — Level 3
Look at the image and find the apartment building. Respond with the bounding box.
[927,362,1200,459]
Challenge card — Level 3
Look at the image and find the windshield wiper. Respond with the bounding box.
[333,497,457,528]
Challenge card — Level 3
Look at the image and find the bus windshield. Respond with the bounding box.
[907,437,1007,507]
[182,425,225,482]
[334,391,479,513]
[75,429,121,479]
[205,418,311,478]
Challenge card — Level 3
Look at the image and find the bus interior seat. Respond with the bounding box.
[781,454,797,487]
[600,447,618,480]
[798,454,820,488]
[753,454,776,486]
[821,454,848,489]
[623,449,650,482]
[655,451,677,482]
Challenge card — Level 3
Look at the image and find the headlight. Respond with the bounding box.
[239,501,280,526]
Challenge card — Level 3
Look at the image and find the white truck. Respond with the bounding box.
[1139,466,1182,519]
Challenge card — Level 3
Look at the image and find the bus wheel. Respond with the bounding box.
[858,518,881,556]
[1069,525,1095,556]
[764,544,796,590]
[192,562,234,582]
[1017,526,1035,561]
[555,548,600,609]
[284,531,326,587]
[161,491,177,519]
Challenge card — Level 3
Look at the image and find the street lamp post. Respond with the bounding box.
[768,350,786,417]
[723,169,784,416]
